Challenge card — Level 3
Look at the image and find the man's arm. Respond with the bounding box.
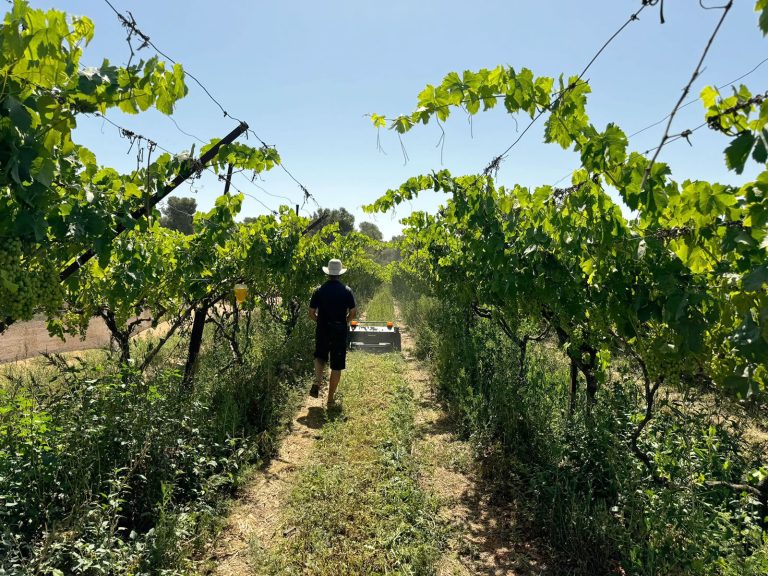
[346,287,356,324]
[309,287,320,322]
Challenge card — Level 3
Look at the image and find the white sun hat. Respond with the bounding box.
[322,258,347,275]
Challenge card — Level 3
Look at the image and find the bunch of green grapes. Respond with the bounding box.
[570,325,585,348]
[0,238,64,322]
[639,330,692,386]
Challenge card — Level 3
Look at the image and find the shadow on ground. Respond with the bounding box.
[456,481,555,575]
[296,406,326,430]
[416,386,556,576]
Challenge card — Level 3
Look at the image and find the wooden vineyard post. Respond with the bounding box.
[222,163,234,195]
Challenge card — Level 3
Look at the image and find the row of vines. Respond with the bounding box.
[368,2,768,574]
[0,1,387,573]
[2,0,768,573]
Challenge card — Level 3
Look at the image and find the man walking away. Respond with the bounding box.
[308,258,356,408]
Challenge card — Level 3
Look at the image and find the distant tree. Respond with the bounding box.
[242,216,259,224]
[160,197,197,235]
[358,221,383,241]
[309,207,355,237]
[374,235,403,265]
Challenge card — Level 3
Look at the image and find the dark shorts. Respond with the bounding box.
[314,321,348,371]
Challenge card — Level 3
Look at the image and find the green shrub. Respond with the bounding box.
[0,314,312,575]
[395,288,767,576]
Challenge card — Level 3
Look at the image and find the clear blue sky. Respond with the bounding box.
[33,0,768,238]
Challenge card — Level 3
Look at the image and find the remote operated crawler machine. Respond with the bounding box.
[348,320,401,353]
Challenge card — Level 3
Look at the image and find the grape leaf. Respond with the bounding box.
[757,0,768,35]
[724,132,755,174]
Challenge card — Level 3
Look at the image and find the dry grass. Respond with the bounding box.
[400,313,555,576]
[207,391,327,575]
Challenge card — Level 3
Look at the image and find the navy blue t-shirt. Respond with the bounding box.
[309,280,356,325]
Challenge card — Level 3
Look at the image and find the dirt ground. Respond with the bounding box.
[402,325,554,576]
[0,312,156,364]
[208,388,326,575]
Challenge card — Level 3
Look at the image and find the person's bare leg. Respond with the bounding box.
[327,369,341,406]
[313,358,326,394]
[314,358,326,386]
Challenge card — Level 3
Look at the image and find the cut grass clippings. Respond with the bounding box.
[252,352,445,575]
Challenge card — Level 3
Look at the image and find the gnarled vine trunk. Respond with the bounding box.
[182,301,210,390]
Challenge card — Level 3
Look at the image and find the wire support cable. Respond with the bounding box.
[101,0,323,212]
[484,0,652,175]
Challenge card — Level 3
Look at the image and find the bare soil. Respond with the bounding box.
[207,390,326,575]
[0,311,157,364]
[400,320,555,576]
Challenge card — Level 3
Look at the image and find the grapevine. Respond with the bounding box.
[366,62,768,400]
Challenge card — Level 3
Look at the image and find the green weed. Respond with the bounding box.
[362,284,396,322]
[396,291,768,576]
[0,314,313,575]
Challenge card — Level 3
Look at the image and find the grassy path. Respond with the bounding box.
[207,292,551,575]
[209,388,327,575]
[249,351,443,575]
